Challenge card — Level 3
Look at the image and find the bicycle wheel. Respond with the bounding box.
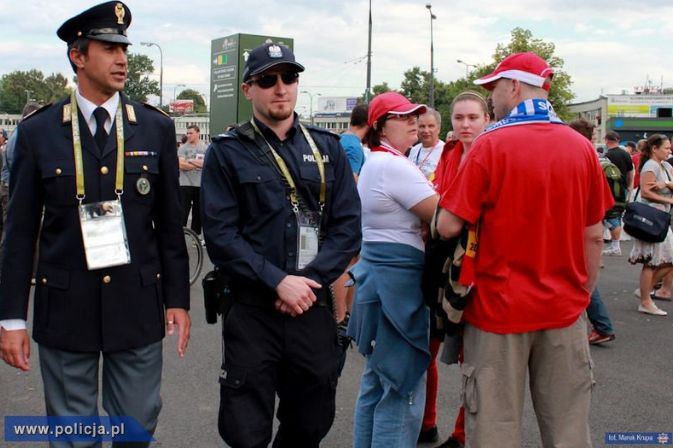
[183,227,204,285]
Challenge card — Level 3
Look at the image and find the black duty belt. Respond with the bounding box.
[233,282,330,308]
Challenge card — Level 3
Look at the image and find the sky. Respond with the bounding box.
[3,0,673,116]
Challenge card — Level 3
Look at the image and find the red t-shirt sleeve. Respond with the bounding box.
[586,153,616,226]
[439,154,489,225]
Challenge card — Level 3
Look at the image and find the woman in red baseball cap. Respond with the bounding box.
[346,92,439,447]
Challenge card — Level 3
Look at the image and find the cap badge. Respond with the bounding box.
[267,45,283,59]
[115,3,125,25]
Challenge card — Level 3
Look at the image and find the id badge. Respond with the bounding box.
[296,210,321,270]
[78,199,131,270]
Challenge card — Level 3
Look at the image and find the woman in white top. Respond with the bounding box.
[347,92,438,448]
[628,133,673,316]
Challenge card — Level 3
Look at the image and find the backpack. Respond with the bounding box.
[599,157,626,216]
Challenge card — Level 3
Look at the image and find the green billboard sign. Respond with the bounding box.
[209,33,293,136]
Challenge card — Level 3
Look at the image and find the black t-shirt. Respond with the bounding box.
[605,147,633,184]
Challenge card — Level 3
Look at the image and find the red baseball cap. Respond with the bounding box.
[474,52,554,91]
[368,92,427,127]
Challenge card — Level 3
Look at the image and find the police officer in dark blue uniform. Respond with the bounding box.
[201,43,361,447]
[0,2,190,445]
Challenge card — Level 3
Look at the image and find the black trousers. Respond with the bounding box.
[179,186,201,234]
[218,302,339,448]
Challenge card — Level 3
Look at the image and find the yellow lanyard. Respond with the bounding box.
[70,91,125,202]
[250,118,326,212]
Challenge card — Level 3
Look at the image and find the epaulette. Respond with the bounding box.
[304,124,338,138]
[22,103,52,122]
[211,133,236,142]
[142,102,169,117]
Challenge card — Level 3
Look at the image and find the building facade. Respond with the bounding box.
[311,96,358,134]
[0,114,21,134]
[174,114,210,143]
[569,94,673,144]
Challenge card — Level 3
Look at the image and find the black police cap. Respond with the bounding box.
[57,1,132,45]
[243,43,305,82]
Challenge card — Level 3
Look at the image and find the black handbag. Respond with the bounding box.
[623,188,671,243]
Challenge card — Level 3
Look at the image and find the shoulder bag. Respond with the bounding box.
[623,169,671,243]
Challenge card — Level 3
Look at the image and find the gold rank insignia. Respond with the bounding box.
[125,104,137,123]
[115,3,125,25]
[63,104,72,123]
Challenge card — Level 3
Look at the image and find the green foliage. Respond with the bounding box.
[372,82,392,96]
[0,70,71,113]
[124,53,160,103]
[177,88,207,113]
[375,27,575,130]
[485,27,574,120]
[400,67,430,105]
[400,67,455,137]
[361,82,392,102]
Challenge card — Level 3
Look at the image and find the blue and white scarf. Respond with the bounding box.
[484,98,564,135]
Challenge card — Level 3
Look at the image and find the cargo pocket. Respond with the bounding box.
[219,363,247,389]
[217,362,249,441]
[461,363,478,414]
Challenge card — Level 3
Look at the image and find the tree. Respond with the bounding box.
[477,27,575,120]
[371,28,574,130]
[400,67,431,105]
[400,68,455,135]
[361,82,392,102]
[177,88,207,113]
[0,70,71,113]
[372,82,392,96]
[124,53,160,103]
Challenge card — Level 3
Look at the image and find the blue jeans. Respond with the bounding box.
[587,288,614,335]
[353,357,426,448]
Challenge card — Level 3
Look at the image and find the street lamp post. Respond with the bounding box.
[173,83,186,102]
[140,41,163,108]
[24,89,32,105]
[425,4,436,108]
[301,90,314,125]
[456,59,477,78]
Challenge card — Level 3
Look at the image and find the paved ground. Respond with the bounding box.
[2,240,673,447]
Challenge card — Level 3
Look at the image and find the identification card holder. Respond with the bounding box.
[78,199,131,270]
[296,209,321,270]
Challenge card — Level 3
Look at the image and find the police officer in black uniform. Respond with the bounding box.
[201,43,361,447]
[0,2,190,445]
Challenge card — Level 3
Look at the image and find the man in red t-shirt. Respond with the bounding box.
[436,52,614,448]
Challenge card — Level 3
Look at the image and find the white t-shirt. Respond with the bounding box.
[358,151,436,251]
[408,140,444,179]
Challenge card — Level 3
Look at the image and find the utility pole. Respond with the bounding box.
[425,4,436,108]
[366,0,373,103]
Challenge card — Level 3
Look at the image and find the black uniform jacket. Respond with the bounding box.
[0,93,189,352]
[201,115,361,302]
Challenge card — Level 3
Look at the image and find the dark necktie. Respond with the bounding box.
[93,107,109,153]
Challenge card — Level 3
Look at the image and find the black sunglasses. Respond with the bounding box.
[247,71,299,89]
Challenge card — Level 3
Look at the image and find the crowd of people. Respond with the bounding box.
[0,2,667,448]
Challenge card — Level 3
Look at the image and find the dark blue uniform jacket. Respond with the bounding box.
[0,94,189,352]
[201,115,361,302]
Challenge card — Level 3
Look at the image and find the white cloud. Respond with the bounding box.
[2,0,673,112]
